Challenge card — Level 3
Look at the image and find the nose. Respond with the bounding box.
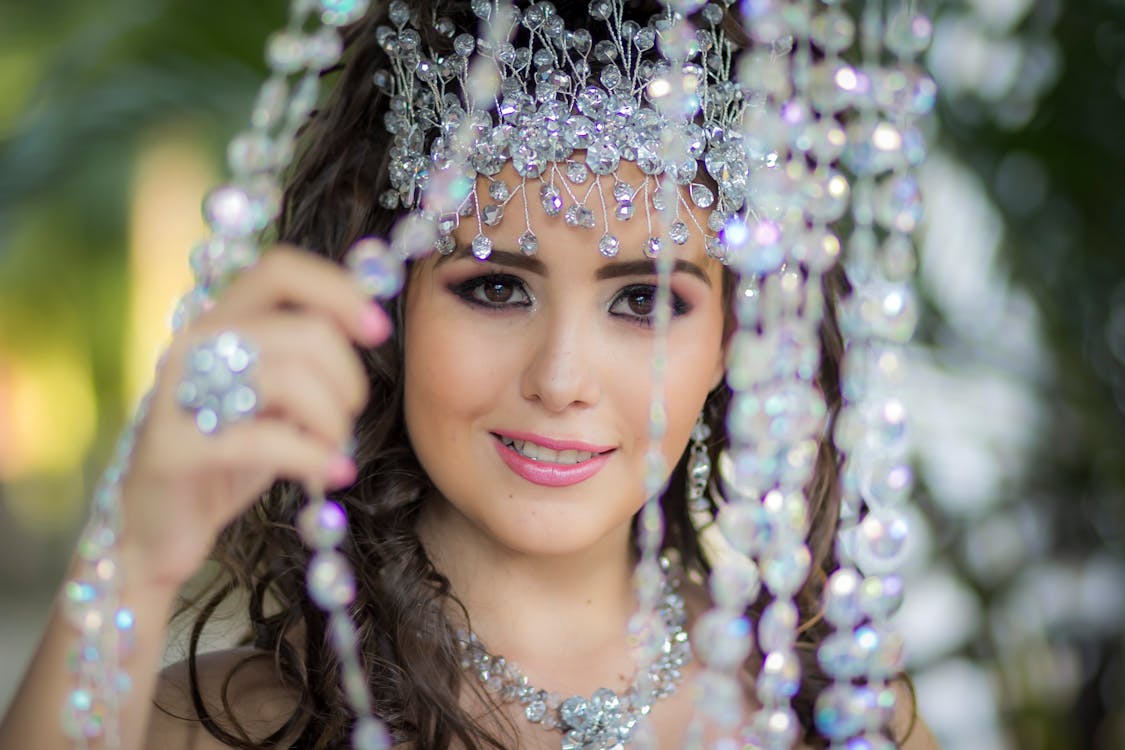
[520,310,601,412]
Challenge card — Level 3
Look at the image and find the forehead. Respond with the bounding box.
[446,157,721,271]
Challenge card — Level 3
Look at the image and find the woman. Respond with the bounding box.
[0,0,939,748]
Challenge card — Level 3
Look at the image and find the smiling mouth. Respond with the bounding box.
[495,435,602,465]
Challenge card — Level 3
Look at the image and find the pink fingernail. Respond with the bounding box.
[360,305,389,344]
[328,455,357,488]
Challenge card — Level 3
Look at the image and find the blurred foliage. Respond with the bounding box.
[0,0,284,473]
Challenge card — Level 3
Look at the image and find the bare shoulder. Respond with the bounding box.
[892,678,941,750]
[147,647,302,750]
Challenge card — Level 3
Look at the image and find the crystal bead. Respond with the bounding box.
[387,0,410,25]
[227,132,275,175]
[526,699,548,722]
[669,221,689,245]
[644,236,663,257]
[817,630,864,680]
[601,65,623,90]
[559,696,591,730]
[434,234,455,255]
[694,610,753,669]
[586,139,621,174]
[518,231,539,256]
[613,181,633,201]
[566,161,589,184]
[593,39,618,63]
[854,509,910,573]
[716,501,770,556]
[752,707,799,749]
[885,12,933,57]
[348,237,404,298]
[598,233,620,257]
[471,234,493,260]
[860,574,905,619]
[689,183,714,208]
[266,32,307,74]
[481,203,504,226]
[454,33,476,56]
[810,9,855,54]
[814,684,867,740]
[307,551,356,608]
[577,85,607,116]
[540,184,563,215]
[634,26,656,51]
[298,500,348,549]
[252,77,288,129]
[615,200,635,221]
[824,568,864,627]
[758,599,798,652]
[588,0,611,20]
[874,174,923,233]
[564,204,595,228]
[203,184,257,238]
[709,557,761,611]
[876,66,937,117]
[803,171,851,223]
[757,649,801,701]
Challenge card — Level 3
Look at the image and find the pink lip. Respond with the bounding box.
[491,433,614,487]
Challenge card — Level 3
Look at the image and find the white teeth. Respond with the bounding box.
[499,436,595,465]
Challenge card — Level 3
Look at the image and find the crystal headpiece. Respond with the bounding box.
[375,0,750,262]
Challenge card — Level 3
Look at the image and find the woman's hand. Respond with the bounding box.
[119,245,388,592]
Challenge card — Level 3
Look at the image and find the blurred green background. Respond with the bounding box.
[0,1,1122,748]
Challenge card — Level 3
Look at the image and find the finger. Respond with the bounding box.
[252,311,370,415]
[212,417,357,491]
[254,357,355,448]
[205,245,390,347]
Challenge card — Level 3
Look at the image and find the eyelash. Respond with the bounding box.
[449,273,692,327]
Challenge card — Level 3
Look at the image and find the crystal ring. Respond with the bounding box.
[175,331,259,435]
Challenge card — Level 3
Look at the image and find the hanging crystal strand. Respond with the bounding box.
[622,10,692,745]
[298,487,393,750]
[62,3,379,749]
[817,0,933,746]
[62,409,145,749]
[715,2,825,749]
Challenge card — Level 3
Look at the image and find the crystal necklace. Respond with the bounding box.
[456,572,691,750]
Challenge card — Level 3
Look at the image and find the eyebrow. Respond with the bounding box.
[435,244,713,287]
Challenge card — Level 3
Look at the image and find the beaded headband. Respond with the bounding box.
[62,1,935,748]
[375,0,746,262]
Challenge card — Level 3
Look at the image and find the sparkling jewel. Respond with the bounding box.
[471,233,493,260]
[540,184,563,215]
[564,204,596,229]
[458,568,689,749]
[481,202,504,226]
[518,231,539,256]
[598,233,620,257]
[347,237,404,298]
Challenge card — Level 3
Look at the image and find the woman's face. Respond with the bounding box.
[403,161,727,558]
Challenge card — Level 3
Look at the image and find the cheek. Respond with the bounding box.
[660,301,726,450]
[402,283,519,445]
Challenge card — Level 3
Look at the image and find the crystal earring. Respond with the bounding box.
[687,411,712,513]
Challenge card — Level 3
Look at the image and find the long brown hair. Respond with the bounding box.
[178,2,856,747]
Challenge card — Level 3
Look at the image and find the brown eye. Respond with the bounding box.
[625,289,654,316]
[482,281,514,303]
[452,274,531,308]
[609,284,692,326]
